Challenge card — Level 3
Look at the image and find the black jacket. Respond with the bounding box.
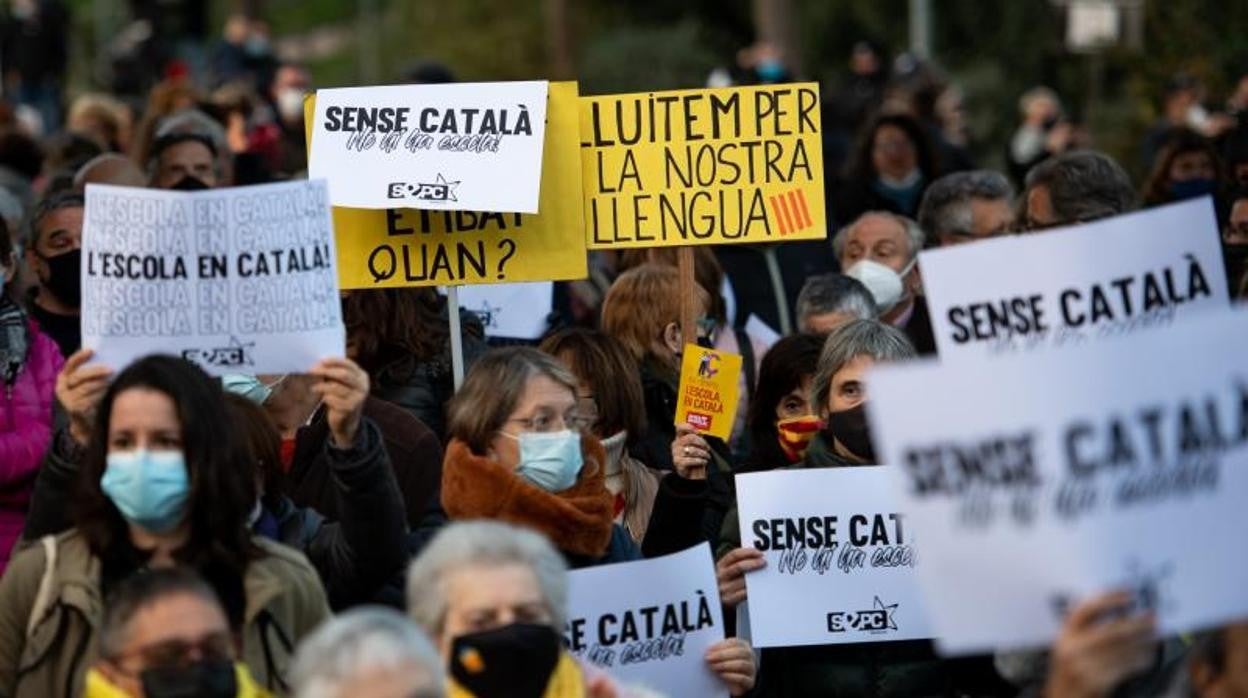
[258,419,408,609]
[901,296,938,357]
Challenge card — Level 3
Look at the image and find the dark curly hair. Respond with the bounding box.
[342,287,451,371]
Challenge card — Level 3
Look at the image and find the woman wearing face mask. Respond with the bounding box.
[1142,129,1224,212]
[441,347,638,568]
[0,353,330,696]
[739,334,825,473]
[538,329,661,547]
[833,113,939,225]
[407,520,757,698]
[0,225,63,575]
[224,393,409,610]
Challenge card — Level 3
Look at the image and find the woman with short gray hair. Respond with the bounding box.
[291,607,445,698]
[407,521,757,697]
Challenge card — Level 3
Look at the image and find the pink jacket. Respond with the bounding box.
[0,320,62,573]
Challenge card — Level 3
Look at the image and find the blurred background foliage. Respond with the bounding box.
[59,0,1248,177]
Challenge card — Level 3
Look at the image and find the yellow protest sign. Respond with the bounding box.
[579,83,826,250]
[674,344,743,441]
[307,82,588,288]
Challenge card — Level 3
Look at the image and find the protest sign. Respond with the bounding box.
[81,181,344,375]
[566,545,726,698]
[867,307,1248,654]
[736,467,931,648]
[309,80,549,211]
[455,281,553,340]
[312,82,588,289]
[675,344,742,441]
[919,197,1229,360]
[580,83,826,249]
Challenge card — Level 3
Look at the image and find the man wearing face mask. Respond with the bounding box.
[148,132,220,190]
[268,64,311,178]
[24,191,85,358]
[86,568,270,698]
[833,211,937,356]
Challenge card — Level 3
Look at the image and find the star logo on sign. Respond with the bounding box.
[435,174,461,203]
[873,596,899,630]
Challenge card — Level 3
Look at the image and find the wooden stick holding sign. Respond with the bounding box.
[447,286,465,390]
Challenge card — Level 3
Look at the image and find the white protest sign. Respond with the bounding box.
[82,181,344,375]
[309,81,549,212]
[736,467,931,648]
[454,281,553,340]
[565,545,726,698]
[867,307,1248,655]
[919,197,1229,360]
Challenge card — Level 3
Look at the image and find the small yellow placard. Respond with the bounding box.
[674,344,743,441]
[579,83,826,249]
[306,82,588,288]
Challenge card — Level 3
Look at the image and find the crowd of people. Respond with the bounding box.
[0,6,1244,698]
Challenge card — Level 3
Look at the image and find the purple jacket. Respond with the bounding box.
[0,320,62,573]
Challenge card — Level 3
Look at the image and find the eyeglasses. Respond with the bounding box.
[507,410,591,434]
[112,632,234,672]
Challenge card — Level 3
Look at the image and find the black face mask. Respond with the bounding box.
[450,623,562,698]
[1223,243,1248,290]
[826,403,877,464]
[141,659,237,698]
[170,175,210,191]
[38,248,81,308]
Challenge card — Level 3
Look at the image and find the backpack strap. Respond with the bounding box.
[26,535,58,640]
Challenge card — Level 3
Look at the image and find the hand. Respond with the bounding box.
[55,349,112,446]
[716,547,766,608]
[585,673,620,698]
[672,424,711,480]
[1043,591,1157,698]
[309,357,370,449]
[706,638,756,696]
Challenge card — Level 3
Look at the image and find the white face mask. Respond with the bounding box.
[844,258,915,312]
[276,88,305,122]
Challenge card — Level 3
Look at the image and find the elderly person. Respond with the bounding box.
[713,321,1002,697]
[441,347,637,567]
[795,273,877,335]
[84,568,267,698]
[833,212,936,355]
[1020,150,1137,231]
[291,608,445,698]
[917,170,1016,247]
[407,521,757,697]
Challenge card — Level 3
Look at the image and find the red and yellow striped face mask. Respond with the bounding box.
[776,415,824,463]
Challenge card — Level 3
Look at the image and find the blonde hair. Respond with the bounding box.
[446,347,579,454]
[601,263,709,371]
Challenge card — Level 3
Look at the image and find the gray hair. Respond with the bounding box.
[811,319,916,415]
[917,170,1014,242]
[98,568,222,661]
[796,273,877,330]
[25,190,84,249]
[831,212,926,265]
[0,188,23,229]
[407,521,569,636]
[148,109,228,177]
[1024,150,1136,226]
[290,607,445,698]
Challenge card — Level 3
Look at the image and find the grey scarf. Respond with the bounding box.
[0,294,29,388]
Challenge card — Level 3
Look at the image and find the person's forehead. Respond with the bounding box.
[446,564,543,609]
[1231,199,1248,222]
[165,140,215,162]
[125,593,228,646]
[37,207,84,241]
[849,216,905,245]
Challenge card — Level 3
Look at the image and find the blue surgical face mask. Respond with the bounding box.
[1169,178,1217,201]
[506,430,584,492]
[101,450,190,533]
[221,374,284,405]
[756,60,786,84]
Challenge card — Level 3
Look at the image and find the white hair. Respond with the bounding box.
[406,521,569,635]
[831,211,926,264]
[290,607,444,698]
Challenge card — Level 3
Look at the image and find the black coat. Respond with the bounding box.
[902,297,939,357]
